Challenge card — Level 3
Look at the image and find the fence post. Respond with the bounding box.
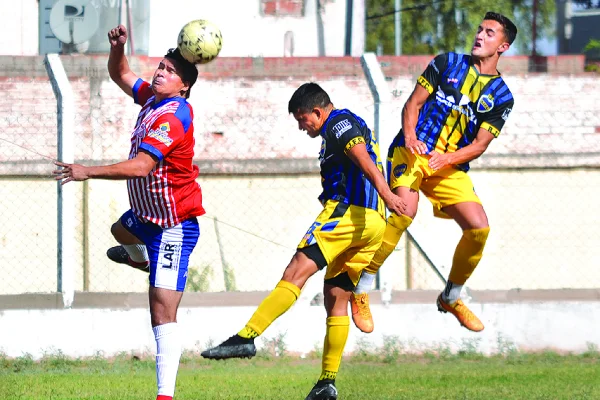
[45,54,75,308]
[361,52,393,290]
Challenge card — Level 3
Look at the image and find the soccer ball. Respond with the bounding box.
[177,19,223,65]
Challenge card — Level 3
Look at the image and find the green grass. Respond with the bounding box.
[0,351,599,399]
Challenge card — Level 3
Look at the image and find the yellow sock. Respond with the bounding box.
[365,214,413,274]
[240,280,300,338]
[449,227,490,284]
[320,316,349,381]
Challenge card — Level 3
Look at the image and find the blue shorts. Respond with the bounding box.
[120,210,200,291]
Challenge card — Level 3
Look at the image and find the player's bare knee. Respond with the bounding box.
[110,221,119,239]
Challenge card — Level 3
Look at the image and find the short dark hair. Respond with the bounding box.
[288,83,331,114]
[164,48,198,99]
[484,12,518,45]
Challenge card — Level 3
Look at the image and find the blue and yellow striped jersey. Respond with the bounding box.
[393,52,514,171]
[318,109,385,215]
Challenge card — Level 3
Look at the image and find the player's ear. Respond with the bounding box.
[180,82,190,96]
[312,107,322,120]
[497,41,510,55]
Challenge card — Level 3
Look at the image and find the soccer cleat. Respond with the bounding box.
[350,292,374,333]
[437,294,484,332]
[201,335,256,360]
[106,246,149,273]
[305,380,338,400]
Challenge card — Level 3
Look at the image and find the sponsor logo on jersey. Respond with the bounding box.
[418,76,433,93]
[393,163,407,177]
[502,107,512,121]
[159,122,170,132]
[477,94,495,113]
[159,242,181,270]
[148,128,174,146]
[447,78,459,84]
[344,136,366,153]
[435,86,476,122]
[332,119,352,138]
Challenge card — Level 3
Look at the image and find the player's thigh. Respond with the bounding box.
[387,146,423,218]
[420,168,482,220]
[112,210,145,244]
[144,218,200,292]
[324,206,386,287]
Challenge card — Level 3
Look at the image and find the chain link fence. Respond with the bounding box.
[1,55,599,296]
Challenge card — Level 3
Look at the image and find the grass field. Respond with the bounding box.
[1,350,599,400]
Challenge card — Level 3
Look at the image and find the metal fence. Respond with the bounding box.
[1,55,599,299]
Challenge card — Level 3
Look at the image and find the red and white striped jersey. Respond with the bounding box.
[127,79,205,228]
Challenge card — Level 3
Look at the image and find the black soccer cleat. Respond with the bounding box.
[106,246,149,273]
[201,335,256,360]
[305,379,338,400]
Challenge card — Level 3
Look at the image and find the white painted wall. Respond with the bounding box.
[1,301,598,359]
[0,0,39,55]
[148,0,365,57]
[0,0,366,56]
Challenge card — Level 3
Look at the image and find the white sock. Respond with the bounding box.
[153,323,182,397]
[354,271,376,294]
[442,281,463,304]
[123,244,149,263]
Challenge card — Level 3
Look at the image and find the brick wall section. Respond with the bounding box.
[261,0,304,16]
[1,55,598,174]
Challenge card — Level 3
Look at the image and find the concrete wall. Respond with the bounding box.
[1,292,599,358]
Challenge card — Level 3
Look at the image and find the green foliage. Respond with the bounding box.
[257,332,288,359]
[366,0,557,55]
[223,263,237,291]
[186,264,213,292]
[583,38,600,52]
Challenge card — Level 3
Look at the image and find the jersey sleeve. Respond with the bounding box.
[132,78,154,106]
[325,115,366,155]
[480,97,514,138]
[418,53,448,95]
[139,114,185,161]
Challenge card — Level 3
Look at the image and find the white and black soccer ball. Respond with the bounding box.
[177,19,223,65]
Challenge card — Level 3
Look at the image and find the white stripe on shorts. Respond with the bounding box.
[154,224,184,291]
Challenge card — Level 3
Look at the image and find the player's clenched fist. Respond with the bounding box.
[108,25,127,47]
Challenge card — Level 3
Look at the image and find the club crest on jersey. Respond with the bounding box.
[319,139,327,164]
[332,119,352,138]
[393,163,407,177]
[477,94,494,113]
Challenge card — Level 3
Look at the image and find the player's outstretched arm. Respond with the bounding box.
[107,25,139,98]
[346,143,407,216]
[52,152,157,185]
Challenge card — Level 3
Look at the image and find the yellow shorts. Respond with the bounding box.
[388,146,481,218]
[297,200,386,286]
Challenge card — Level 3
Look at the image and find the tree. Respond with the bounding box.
[366,0,556,56]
